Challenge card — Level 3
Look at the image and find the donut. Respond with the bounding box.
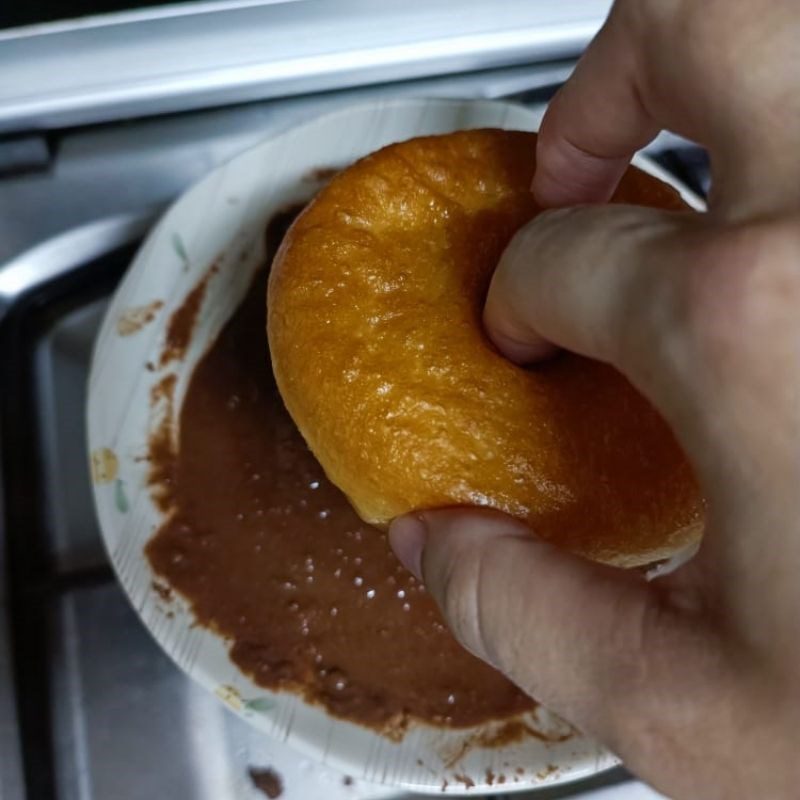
[267,129,703,566]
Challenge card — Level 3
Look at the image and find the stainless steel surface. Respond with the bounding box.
[0,61,576,265]
[0,214,155,316]
[0,135,49,175]
[9,0,306,31]
[0,61,700,267]
[49,571,402,799]
[0,483,23,800]
[0,0,611,133]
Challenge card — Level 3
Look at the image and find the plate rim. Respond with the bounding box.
[86,95,701,795]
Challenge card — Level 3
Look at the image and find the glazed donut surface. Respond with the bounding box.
[268,129,702,566]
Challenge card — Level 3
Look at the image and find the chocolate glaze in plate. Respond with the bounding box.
[87,97,701,794]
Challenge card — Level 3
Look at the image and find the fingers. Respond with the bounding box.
[483,202,768,496]
[532,4,659,207]
[534,0,800,217]
[483,202,762,511]
[484,204,800,604]
[389,508,763,798]
[484,204,800,475]
[483,202,705,480]
[388,508,708,754]
[484,204,689,373]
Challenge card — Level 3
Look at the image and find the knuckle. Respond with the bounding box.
[611,213,686,367]
[434,530,524,671]
[622,217,800,383]
[681,219,800,366]
[437,543,486,656]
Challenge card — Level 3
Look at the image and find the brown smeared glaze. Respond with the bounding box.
[160,268,214,366]
[146,207,534,733]
[117,300,164,336]
[302,166,340,184]
[248,767,283,799]
[147,373,178,512]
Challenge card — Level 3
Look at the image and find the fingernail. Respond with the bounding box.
[489,328,557,365]
[388,514,427,580]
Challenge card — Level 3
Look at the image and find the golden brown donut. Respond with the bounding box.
[268,129,703,566]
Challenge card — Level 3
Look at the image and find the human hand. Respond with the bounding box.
[390,1,800,798]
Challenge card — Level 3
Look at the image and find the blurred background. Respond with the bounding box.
[0,2,706,798]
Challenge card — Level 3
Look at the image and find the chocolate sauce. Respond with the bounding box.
[248,767,283,799]
[146,208,533,733]
[160,270,212,366]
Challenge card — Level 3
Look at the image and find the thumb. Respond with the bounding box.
[389,507,679,742]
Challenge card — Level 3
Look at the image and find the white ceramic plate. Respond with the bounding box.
[87,98,701,795]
